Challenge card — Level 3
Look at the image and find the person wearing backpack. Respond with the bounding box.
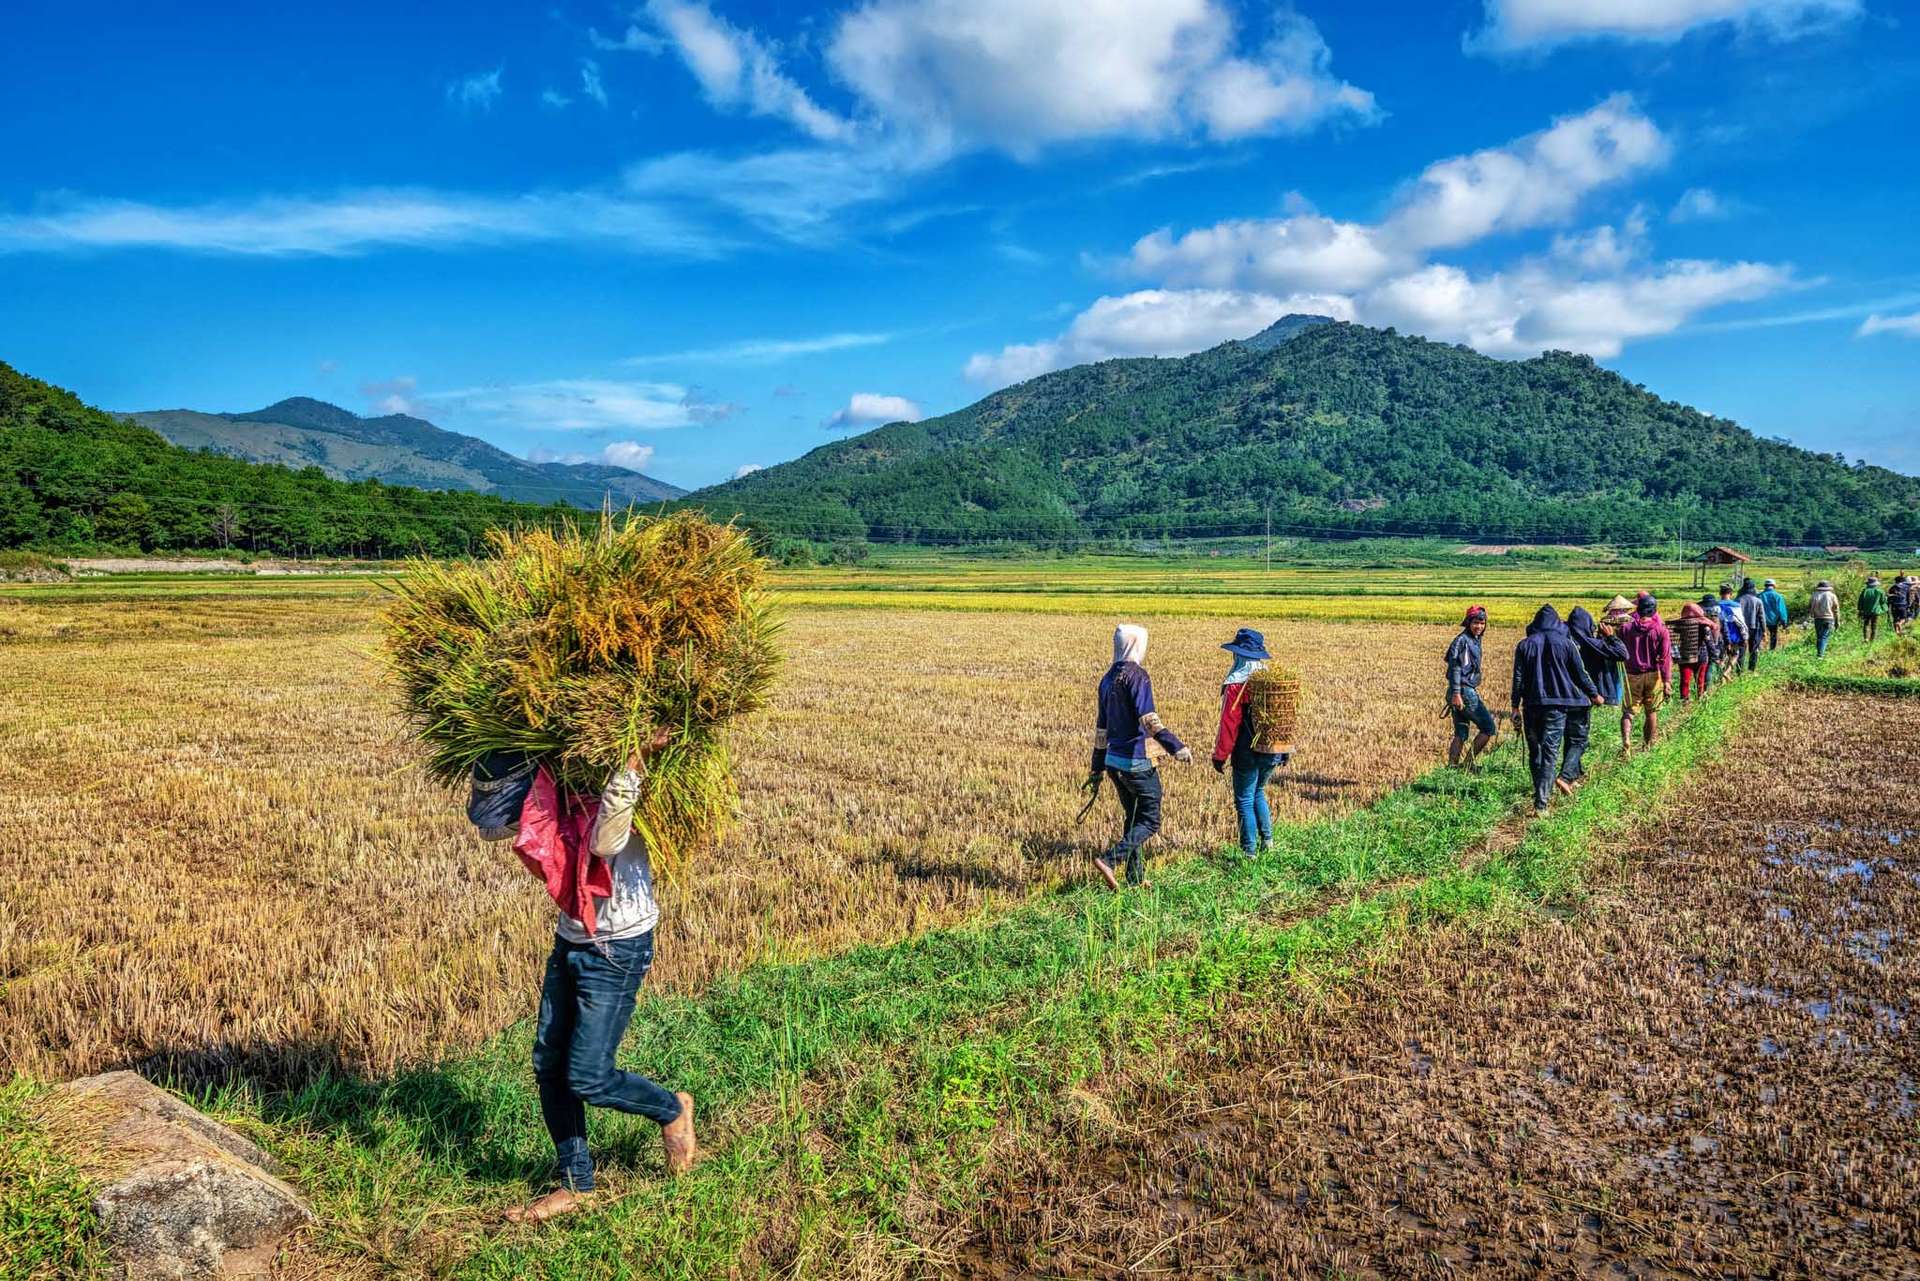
[1715,584,1746,680]
[1210,627,1290,858]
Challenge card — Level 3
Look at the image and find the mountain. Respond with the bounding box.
[687,319,1920,547]
[1,361,586,557]
[130,396,684,508]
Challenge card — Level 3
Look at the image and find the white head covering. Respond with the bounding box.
[1112,623,1148,665]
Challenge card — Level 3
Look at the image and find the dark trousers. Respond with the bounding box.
[1103,766,1163,885]
[532,931,681,1191]
[1766,623,1782,650]
[1559,705,1591,784]
[1522,706,1567,811]
[1865,615,1880,642]
[1744,635,1761,670]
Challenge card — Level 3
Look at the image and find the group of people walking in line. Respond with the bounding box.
[468,568,1914,1222]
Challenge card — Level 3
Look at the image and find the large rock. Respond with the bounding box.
[50,1071,313,1279]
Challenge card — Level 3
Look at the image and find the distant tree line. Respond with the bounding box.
[1,361,580,558]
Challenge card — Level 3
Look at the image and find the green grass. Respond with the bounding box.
[1,626,1849,1278]
[0,1080,106,1281]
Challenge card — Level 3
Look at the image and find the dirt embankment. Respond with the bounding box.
[954,691,1920,1279]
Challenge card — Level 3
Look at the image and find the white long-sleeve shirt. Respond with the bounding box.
[563,766,660,944]
[485,766,660,944]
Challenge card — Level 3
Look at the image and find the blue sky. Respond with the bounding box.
[3,0,1917,490]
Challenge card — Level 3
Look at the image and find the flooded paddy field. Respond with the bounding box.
[952,690,1920,1278]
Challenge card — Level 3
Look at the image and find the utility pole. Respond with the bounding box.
[1264,501,1272,575]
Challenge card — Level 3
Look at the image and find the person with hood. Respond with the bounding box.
[470,730,698,1224]
[1760,579,1790,649]
[1860,575,1889,642]
[1737,578,1766,671]
[1618,593,1673,755]
[1445,606,1497,769]
[1511,605,1603,815]
[1673,601,1716,701]
[1891,573,1914,637]
[1563,607,1627,790]
[1715,584,1746,679]
[1210,627,1285,858]
[1086,624,1192,890]
[1809,579,1841,657]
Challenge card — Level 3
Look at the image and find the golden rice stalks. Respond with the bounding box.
[381,510,781,877]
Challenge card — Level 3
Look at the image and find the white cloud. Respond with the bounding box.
[1669,187,1743,222]
[733,463,765,478]
[1124,98,1668,300]
[446,67,503,112]
[965,287,1355,387]
[1128,210,1401,294]
[580,59,609,108]
[1383,95,1668,251]
[1474,0,1861,50]
[646,0,853,142]
[0,190,723,258]
[1360,257,1791,357]
[541,88,572,109]
[426,379,708,432]
[625,331,893,364]
[974,99,1795,380]
[622,145,906,244]
[825,391,922,429]
[600,440,658,471]
[590,24,665,54]
[360,376,419,415]
[827,0,1374,158]
[1859,311,1920,338]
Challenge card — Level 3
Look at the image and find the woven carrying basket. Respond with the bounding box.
[1244,666,1300,754]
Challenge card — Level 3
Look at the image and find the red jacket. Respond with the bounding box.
[512,767,614,937]
[1212,682,1252,765]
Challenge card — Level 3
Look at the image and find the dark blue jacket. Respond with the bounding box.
[1566,606,1629,687]
[1511,605,1601,709]
[1092,661,1186,774]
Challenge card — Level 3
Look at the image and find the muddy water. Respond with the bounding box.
[951,692,1920,1278]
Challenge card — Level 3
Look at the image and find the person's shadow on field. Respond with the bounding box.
[127,1040,565,1187]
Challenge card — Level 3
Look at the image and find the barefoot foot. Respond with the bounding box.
[663,1092,699,1175]
[505,1188,586,1225]
[1091,857,1119,892]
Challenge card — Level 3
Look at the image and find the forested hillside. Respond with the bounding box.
[0,361,578,557]
[133,397,684,508]
[692,319,1920,547]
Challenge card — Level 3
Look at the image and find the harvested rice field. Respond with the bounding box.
[0,580,1508,1084]
[951,690,1920,1279]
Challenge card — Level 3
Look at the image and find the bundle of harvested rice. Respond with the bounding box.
[382,510,780,877]
[1245,666,1301,754]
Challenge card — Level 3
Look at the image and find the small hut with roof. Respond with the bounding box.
[1692,545,1751,591]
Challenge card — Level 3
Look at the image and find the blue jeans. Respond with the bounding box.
[1230,753,1286,855]
[1815,618,1834,656]
[532,931,681,1192]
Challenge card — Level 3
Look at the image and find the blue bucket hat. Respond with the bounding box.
[467,750,537,840]
[1221,627,1270,660]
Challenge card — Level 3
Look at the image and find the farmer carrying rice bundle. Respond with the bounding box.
[1085,624,1191,891]
[384,511,781,1223]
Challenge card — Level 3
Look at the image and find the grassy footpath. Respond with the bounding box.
[1,627,1878,1279]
